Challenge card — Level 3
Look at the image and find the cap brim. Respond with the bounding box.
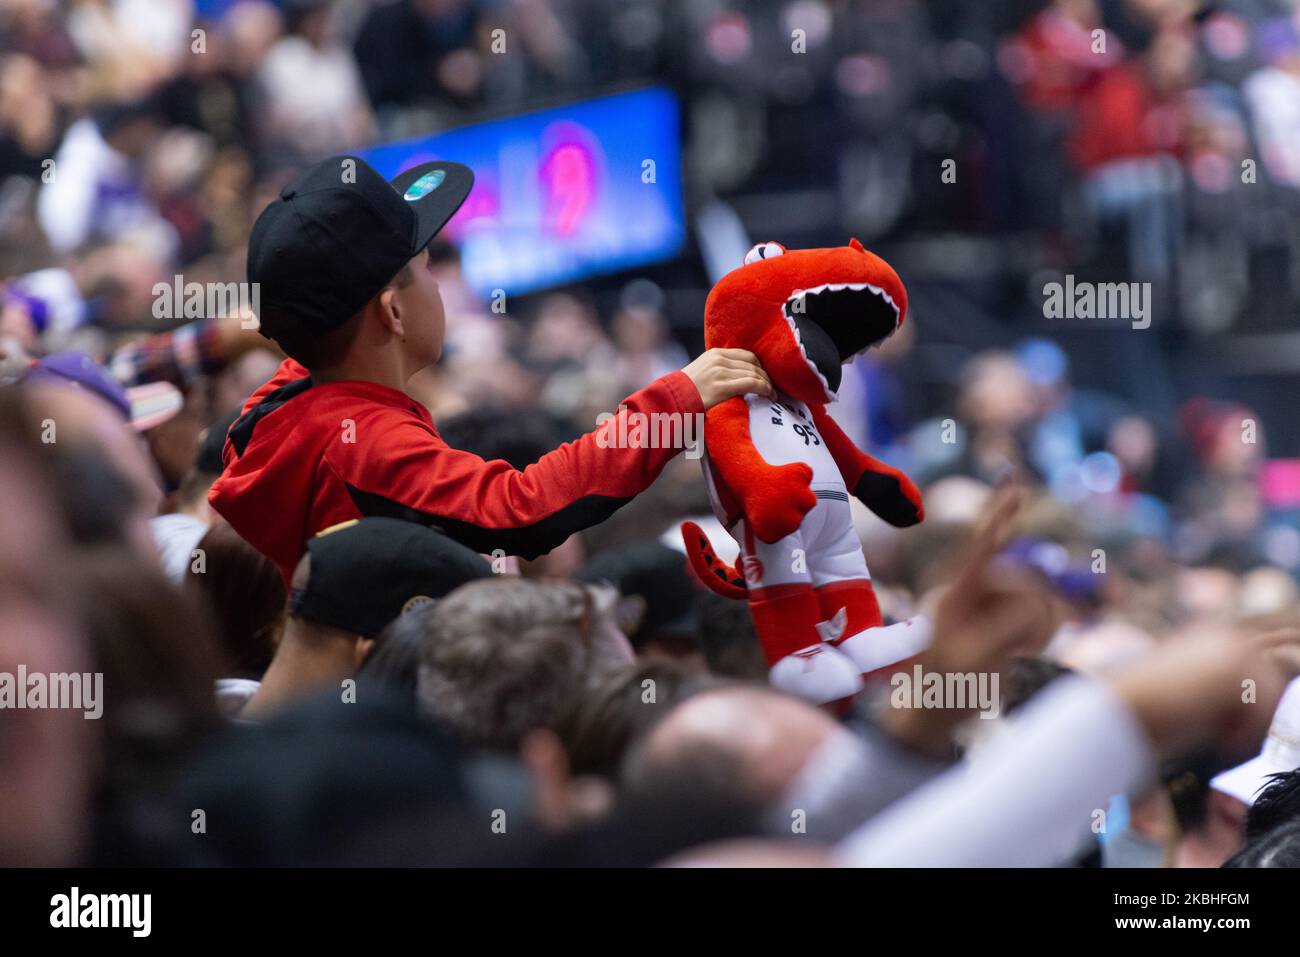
[126,381,184,432]
[1210,753,1289,806]
[389,161,474,251]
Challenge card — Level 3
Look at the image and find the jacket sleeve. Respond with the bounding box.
[336,371,704,558]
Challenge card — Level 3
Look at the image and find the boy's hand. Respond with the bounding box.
[681,348,774,409]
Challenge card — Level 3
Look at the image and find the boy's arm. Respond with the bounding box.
[108,316,277,390]
[809,403,924,527]
[339,371,707,559]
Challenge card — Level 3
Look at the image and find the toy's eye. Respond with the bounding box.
[744,242,785,265]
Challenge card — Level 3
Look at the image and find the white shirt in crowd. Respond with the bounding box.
[837,676,1154,867]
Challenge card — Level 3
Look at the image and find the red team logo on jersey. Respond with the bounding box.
[741,553,765,585]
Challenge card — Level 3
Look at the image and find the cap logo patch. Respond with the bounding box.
[404,170,445,200]
[402,595,434,614]
[315,519,360,538]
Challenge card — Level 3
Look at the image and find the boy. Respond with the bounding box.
[210,156,772,582]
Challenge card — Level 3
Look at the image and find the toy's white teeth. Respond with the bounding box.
[784,282,901,319]
[778,281,904,398]
[780,308,836,402]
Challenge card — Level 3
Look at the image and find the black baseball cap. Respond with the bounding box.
[577,541,700,649]
[291,517,492,638]
[248,155,473,339]
[195,407,243,475]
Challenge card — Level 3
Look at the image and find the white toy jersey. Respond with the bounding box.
[702,392,847,529]
[743,393,845,491]
[700,389,873,592]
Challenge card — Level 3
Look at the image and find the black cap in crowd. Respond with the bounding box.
[248,155,473,340]
[291,517,492,638]
[578,541,700,649]
[195,407,243,476]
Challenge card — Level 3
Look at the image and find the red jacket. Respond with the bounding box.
[209,358,703,583]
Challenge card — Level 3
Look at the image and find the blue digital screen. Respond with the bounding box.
[360,87,686,298]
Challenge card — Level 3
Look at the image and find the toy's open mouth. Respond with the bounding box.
[781,283,902,397]
[782,283,901,360]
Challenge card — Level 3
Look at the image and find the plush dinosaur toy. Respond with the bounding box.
[682,239,928,706]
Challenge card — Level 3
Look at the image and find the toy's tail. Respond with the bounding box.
[681,521,748,599]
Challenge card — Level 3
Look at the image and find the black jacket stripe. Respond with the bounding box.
[227,375,314,458]
[345,483,631,560]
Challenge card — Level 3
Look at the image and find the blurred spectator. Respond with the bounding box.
[185,520,285,681]
[415,577,632,751]
[37,103,172,254]
[566,658,718,779]
[69,545,222,865]
[256,0,374,160]
[0,388,97,866]
[578,540,703,662]
[241,517,491,721]
[1243,18,1300,193]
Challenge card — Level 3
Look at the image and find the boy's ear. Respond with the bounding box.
[353,636,375,668]
[377,287,404,338]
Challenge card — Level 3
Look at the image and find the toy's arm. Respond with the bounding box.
[810,404,924,527]
[706,396,816,543]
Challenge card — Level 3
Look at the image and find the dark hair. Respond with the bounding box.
[696,592,767,681]
[170,688,479,866]
[1223,820,1300,868]
[0,386,39,450]
[426,238,459,267]
[567,660,719,780]
[436,406,571,468]
[175,408,243,510]
[4,384,139,547]
[262,308,365,370]
[357,603,434,707]
[74,547,222,753]
[195,407,244,476]
[261,261,414,369]
[70,548,222,862]
[1004,656,1074,714]
[1162,748,1224,834]
[185,523,286,677]
[92,98,162,138]
[1244,769,1300,844]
